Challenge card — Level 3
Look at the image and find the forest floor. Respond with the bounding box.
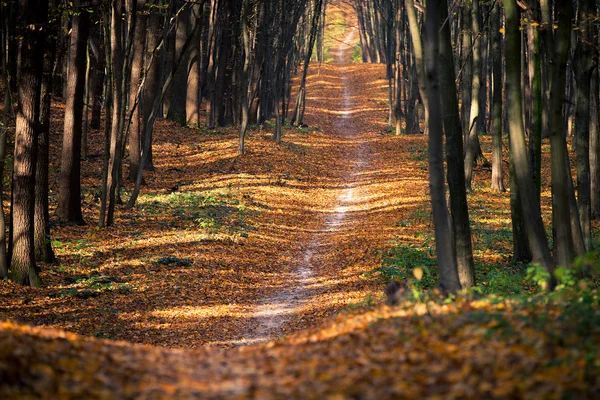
[0,2,599,398]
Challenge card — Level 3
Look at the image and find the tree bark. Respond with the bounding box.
[10,0,48,286]
[504,0,555,276]
[58,1,89,225]
[438,0,475,288]
[128,2,147,182]
[425,0,462,293]
[490,1,505,192]
[573,0,594,250]
[35,0,58,264]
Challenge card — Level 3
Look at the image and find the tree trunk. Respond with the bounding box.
[58,1,89,225]
[464,0,482,191]
[10,0,48,286]
[504,0,555,276]
[573,0,594,250]
[591,67,600,219]
[186,3,202,127]
[490,1,505,192]
[438,0,475,288]
[35,0,58,263]
[547,1,574,268]
[425,0,461,293]
[128,2,147,182]
[405,0,428,135]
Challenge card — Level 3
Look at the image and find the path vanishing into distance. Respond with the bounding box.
[240,25,423,345]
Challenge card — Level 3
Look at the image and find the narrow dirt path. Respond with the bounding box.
[239,27,402,345]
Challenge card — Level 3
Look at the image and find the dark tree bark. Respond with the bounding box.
[504,0,555,275]
[35,0,58,264]
[546,0,574,268]
[185,3,202,127]
[167,0,190,125]
[89,19,105,131]
[490,1,504,192]
[10,0,48,286]
[438,0,475,288]
[128,1,147,182]
[464,0,482,191]
[425,0,462,293]
[58,0,89,225]
[573,0,595,250]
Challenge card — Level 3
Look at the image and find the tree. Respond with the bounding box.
[438,0,475,288]
[490,1,504,192]
[573,0,595,250]
[58,0,89,225]
[35,0,59,264]
[425,0,462,293]
[10,0,48,286]
[504,0,555,277]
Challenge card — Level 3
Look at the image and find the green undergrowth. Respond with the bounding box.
[138,189,256,238]
[369,201,600,298]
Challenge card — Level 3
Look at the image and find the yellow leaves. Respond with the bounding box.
[413,267,423,281]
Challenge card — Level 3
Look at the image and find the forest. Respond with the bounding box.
[0,0,599,397]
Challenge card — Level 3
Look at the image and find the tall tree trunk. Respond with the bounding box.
[425,0,461,293]
[186,3,202,127]
[89,19,105,131]
[58,1,89,225]
[239,0,251,154]
[10,0,48,286]
[591,67,600,219]
[464,0,481,191]
[504,0,555,277]
[291,0,323,126]
[438,0,475,288]
[35,0,58,263]
[490,1,505,192]
[128,2,147,182]
[547,1,574,267]
[573,0,594,250]
[167,0,190,125]
[405,0,428,135]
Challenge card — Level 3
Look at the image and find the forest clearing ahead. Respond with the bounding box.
[1,0,600,398]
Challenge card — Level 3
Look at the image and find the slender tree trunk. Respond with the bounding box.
[573,0,594,250]
[425,0,461,293]
[438,0,475,288]
[58,1,89,225]
[35,0,58,263]
[591,67,600,219]
[548,1,574,267]
[291,0,323,126]
[405,0,428,135]
[504,0,555,276]
[490,1,505,192]
[186,3,202,127]
[10,0,48,286]
[464,0,482,191]
[128,2,147,182]
[239,0,251,154]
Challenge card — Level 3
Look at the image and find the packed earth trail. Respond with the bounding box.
[240,27,387,345]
